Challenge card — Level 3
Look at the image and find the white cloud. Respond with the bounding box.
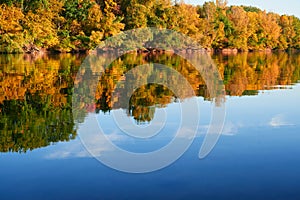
[222,121,239,136]
[45,131,126,159]
[269,114,294,127]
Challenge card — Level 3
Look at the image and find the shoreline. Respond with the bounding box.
[1,47,300,56]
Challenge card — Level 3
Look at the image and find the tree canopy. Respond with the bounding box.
[0,0,300,53]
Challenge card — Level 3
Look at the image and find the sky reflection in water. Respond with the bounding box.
[1,53,300,199]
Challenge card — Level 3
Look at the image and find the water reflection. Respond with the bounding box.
[0,54,84,152]
[1,52,300,152]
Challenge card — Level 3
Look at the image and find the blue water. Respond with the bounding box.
[1,85,300,199]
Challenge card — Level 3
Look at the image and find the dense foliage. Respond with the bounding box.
[1,0,300,53]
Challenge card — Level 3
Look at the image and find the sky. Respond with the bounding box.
[185,0,300,18]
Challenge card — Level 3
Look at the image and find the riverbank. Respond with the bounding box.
[6,46,298,57]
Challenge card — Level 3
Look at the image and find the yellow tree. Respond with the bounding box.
[257,12,281,49]
[228,6,249,50]
[100,0,124,38]
[278,15,296,49]
[197,2,218,48]
[173,3,200,39]
[0,5,24,52]
[246,11,260,50]
[23,0,63,48]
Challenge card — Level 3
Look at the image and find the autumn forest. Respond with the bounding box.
[1,0,300,53]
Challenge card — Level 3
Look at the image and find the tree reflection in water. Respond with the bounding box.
[1,52,300,152]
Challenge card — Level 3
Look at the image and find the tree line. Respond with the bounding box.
[1,0,300,53]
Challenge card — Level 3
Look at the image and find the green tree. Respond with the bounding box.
[124,3,148,29]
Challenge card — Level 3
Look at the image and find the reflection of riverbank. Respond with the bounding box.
[1,52,300,106]
[1,52,300,152]
[0,54,82,153]
[95,47,300,56]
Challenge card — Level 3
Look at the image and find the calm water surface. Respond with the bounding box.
[1,52,300,199]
